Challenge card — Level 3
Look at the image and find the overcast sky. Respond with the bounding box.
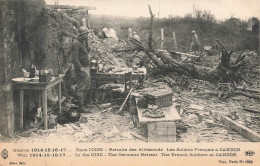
[45,0,260,20]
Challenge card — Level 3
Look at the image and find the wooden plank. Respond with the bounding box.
[221,116,260,142]
[46,76,64,90]
[156,127,168,135]
[117,88,133,113]
[211,111,260,142]
[76,6,96,10]
[86,10,90,28]
[130,132,148,142]
[168,127,176,136]
[237,87,260,93]
[19,89,24,128]
[172,31,178,51]
[243,107,260,114]
[147,122,176,142]
[47,5,96,10]
[42,90,48,130]
[169,51,199,58]
[13,75,64,90]
[58,83,61,113]
[147,123,157,142]
[91,69,146,85]
[61,96,67,104]
[160,28,164,50]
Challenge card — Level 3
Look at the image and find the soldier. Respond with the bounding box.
[70,27,92,113]
[128,28,133,40]
[190,30,201,52]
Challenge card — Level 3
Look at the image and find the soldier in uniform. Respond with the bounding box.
[70,27,92,113]
[190,30,201,52]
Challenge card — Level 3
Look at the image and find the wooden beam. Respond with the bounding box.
[243,107,260,114]
[237,87,260,94]
[211,111,260,142]
[19,90,24,128]
[160,28,164,50]
[172,31,178,51]
[78,6,96,10]
[47,5,96,10]
[61,96,67,104]
[58,82,61,113]
[221,116,260,142]
[169,51,199,58]
[117,88,133,113]
[131,132,148,142]
[42,90,48,130]
[86,10,90,28]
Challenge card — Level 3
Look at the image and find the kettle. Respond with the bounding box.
[90,59,98,73]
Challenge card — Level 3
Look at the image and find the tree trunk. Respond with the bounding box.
[114,5,250,85]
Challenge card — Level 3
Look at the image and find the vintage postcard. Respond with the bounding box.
[0,0,259,165]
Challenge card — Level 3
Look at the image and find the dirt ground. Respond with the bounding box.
[1,3,259,144]
[1,50,259,143]
[1,78,258,143]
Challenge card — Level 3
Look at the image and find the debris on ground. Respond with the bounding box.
[1,5,259,144]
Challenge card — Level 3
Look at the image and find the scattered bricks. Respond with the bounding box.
[147,122,176,142]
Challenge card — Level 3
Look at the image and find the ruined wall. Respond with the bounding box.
[0,0,45,136]
[0,0,77,136]
[0,0,19,136]
[0,0,127,136]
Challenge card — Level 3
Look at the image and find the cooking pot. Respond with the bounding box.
[69,107,80,122]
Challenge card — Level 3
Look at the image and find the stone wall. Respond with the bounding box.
[0,0,19,136]
[0,0,45,136]
[0,0,116,136]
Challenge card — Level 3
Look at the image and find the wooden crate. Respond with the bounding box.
[147,122,176,142]
[145,89,172,108]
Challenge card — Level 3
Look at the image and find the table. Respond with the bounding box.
[91,68,147,102]
[12,75,64,129]
[91,68,147,85]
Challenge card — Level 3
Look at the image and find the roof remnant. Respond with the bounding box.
[47,5,96,10]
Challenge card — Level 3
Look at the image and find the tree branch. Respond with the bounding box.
[148,5,155,51]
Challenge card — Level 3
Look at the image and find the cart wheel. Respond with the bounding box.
[132,114,139,127]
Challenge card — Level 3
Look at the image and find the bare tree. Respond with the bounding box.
[114,5,251,85]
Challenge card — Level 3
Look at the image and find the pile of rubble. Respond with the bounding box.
[11,106,142,143]
[3,6,259,144]
[88,31,127,68]
[32,7,128,73]
[57,8,128,68]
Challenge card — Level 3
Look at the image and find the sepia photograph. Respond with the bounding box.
[0,0,259,165]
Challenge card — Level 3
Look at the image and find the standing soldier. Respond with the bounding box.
[190,30,201,52]
[128,28,133,40]
[71,27,91,113]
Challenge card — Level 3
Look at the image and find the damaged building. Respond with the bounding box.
[0,0,259,143]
